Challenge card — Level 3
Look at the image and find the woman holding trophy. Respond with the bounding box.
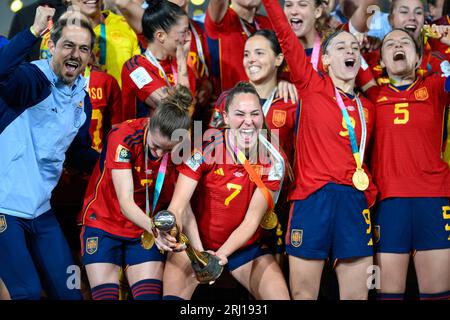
[79,86,192,300]
[160,82,291,300]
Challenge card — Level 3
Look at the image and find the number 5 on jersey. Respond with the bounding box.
[394,103,409,124]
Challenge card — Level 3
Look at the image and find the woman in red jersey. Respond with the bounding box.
[79,85,191,300]
[209,29,297,260]
[160,82,290,300]
[262,0,377,300]
[365,27,450,300]
[282,0,376,91]
[121,0,195,120]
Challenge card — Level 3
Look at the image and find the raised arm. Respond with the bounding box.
[114,0,144,35]
[0,6,54,82]
[261,0,314,91]
[349,0,379,33]
[207,0,230,24]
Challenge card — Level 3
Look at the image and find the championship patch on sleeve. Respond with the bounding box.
[114,144,131,163]
[185,150,203,172]
[129,66,152,89]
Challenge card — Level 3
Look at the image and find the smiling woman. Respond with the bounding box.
[364,27,450,301]
[159,81,290,301]
[262,0,377,300]
[79,85,192,300]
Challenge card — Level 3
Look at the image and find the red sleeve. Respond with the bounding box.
[261,0,316,92]
[105,128,133,170]
[356,55,376,89]
[107,75,124,125]
[121,57,166,104]
[364,85,380,103]
[177,149,208,181]
[205,7,236,39]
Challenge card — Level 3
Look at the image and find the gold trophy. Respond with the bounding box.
[153,210,223,284]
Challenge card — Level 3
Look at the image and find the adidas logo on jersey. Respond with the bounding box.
[214,168,224,176]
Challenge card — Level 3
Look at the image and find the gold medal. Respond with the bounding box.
[352,168,369,191]
[141,230,155,250]
[260,210,278,230]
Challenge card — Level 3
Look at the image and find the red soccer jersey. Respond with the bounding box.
[188,20,211,85]
[205,7,272,93]
[121,54,196,120]
[80,118,177,238]
[87,66,123,152]
[178,129,282,251]
[365,76,450,200]
[263,0,377,206]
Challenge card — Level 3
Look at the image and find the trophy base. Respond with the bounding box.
[191,251,224,284]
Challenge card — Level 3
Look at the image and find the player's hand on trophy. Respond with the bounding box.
[153,228,185,252]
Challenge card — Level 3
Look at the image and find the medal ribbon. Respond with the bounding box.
[144,126,169,218]
[145,50,173,87]
[99,19,106,66]
[189,21,209,77]
[334,88,367,170]
[228,131,274,211]
[310,35,321,71]
[262,89,277,116]
[258,134,285,204]
[239,18,260,37]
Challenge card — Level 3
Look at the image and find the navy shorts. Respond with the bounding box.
[226,243,272,271]
[0,210,81,300]
[286,183,373,261]
[374,197,450,253]
[81,226,164,267]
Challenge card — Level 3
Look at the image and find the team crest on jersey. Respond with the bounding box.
[86,237,98,255]
[0,215,7,233]
[234,172,244,178]
[374,225,381,244]
[115,144,131,163]
[272,110,287,128]
[186,150,203,172]
[291,229,303,247]
[414,87,429,101]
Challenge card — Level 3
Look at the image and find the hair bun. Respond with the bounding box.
[168,84,193,113]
